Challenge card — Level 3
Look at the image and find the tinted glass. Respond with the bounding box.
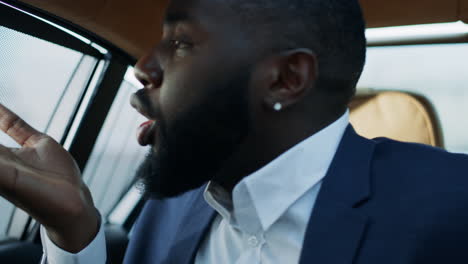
[83,67,147,219]
[0,25,98,238]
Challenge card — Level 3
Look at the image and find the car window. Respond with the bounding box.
[357,44,468,154]
[82,67,147,219]
[0,16,100,240]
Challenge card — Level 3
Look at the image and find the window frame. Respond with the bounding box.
[0,2,102,59]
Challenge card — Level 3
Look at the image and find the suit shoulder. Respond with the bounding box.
[373,137,468,169]
[370,138,468,190]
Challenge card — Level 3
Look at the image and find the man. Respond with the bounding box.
[0,0,467,263]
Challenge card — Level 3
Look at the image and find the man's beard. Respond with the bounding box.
[135,68,251,199]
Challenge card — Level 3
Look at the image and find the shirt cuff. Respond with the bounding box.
[40,220,107,264]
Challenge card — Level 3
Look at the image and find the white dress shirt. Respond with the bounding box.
[40,110,349,264]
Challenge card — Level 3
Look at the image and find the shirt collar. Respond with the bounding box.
[204,110,350,232]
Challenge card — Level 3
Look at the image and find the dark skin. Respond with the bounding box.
[134,0,346,191]
[0,0,346,253]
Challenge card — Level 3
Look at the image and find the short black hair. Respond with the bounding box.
[228,0,367,105]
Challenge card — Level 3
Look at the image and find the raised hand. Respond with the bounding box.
[0,104,99,253]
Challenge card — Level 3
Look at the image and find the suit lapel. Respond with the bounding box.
[299,126,375,264]
[163,186,216,264]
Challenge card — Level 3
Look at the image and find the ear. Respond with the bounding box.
[260,49,318,112]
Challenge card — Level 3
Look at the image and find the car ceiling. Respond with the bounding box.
[18,0,468,60]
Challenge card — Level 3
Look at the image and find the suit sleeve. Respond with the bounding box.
[40,221,107,264]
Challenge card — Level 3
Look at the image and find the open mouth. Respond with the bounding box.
[137,120,157,146]
[130,90,158,146]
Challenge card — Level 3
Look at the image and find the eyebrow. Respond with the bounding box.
[163,12,196,25]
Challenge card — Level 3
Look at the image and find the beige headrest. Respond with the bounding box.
[349,91,444,147]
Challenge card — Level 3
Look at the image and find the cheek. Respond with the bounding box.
[244,73,263,121]
[158,66,207,123]
[158,47,247,123]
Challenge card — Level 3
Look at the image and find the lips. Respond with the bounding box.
[130,91,157,120]
[130,90,159,146]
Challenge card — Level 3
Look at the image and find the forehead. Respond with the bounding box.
[164,0,234,28]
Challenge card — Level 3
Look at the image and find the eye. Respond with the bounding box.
[169,39,193,58]
[170,39,192,50]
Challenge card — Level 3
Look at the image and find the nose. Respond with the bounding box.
[134,48,163,89]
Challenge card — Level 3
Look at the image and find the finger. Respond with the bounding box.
[10,148,20,154]
[0,145,20,197]
[0,155,44,209]
[0,143,51,206]
[0,153,75,226]
[0,144,15,159]
[0,104,45,147]
[0,144,24,195]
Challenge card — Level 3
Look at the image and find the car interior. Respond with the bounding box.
[0,0,467,263]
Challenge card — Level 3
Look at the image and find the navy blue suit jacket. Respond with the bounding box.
[123,126,468,264]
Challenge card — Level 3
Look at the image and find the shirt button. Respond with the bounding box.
[248,236,259,247]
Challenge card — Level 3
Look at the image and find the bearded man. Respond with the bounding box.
[0,0,467,263]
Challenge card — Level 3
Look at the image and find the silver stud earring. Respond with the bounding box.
[274,102,283,111]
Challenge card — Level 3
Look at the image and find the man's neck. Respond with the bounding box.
[212,107,347,193]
